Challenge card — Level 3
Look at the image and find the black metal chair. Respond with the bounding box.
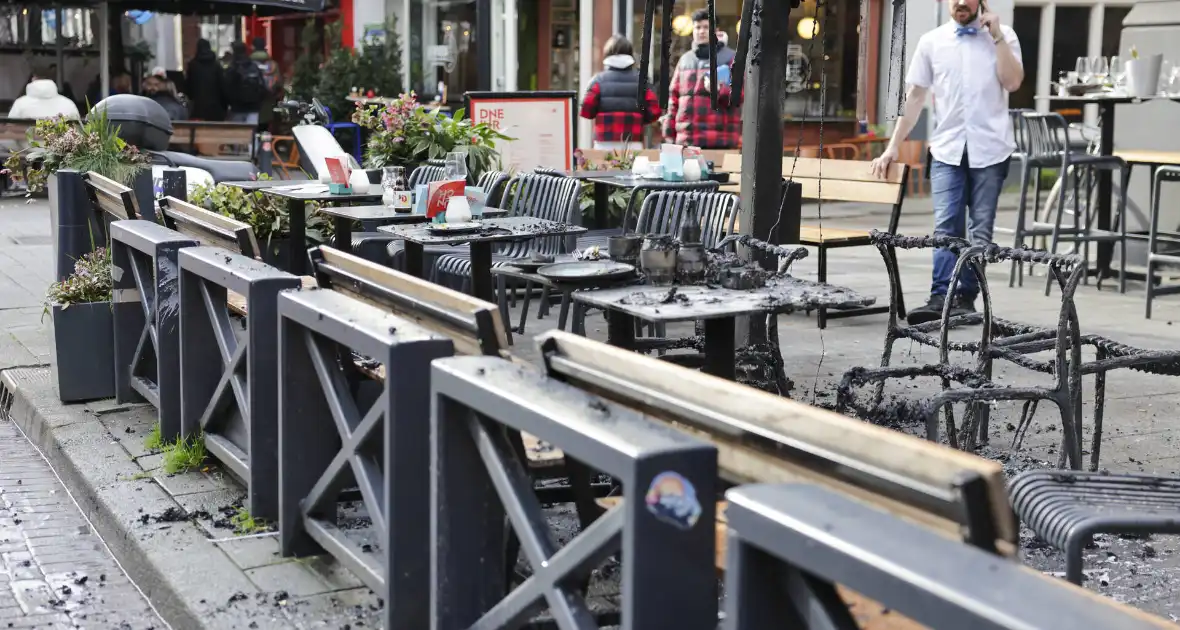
[1010,470,1180,585]
[350,164,451,267]
[575,180,721,252]
[431,171,582,292]
[1006,112,1129,295]
[475,169,509,208]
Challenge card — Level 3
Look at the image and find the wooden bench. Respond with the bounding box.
[83,172,140,244]
[539,329,1016,628]
[170,121,257,159]
[157,195,316,313]
[720,154,910,328]
[0,117,35,149]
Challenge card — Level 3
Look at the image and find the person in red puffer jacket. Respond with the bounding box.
[580,35,661,150]
[661,9,742,149]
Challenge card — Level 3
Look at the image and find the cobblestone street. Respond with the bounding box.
[0,412,163,629]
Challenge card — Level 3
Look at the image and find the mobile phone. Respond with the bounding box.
[716,65,731,86]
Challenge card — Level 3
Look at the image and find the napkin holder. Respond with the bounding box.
[328,182,354,195]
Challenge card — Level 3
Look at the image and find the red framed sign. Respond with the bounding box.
[465,91,577,174]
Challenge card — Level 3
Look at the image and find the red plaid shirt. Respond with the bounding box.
[580,79,661,143]
[662,50,743,149]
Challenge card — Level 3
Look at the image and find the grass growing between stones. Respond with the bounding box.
[143,424,163,451]
[230,508,269,535]
[161,435,206,474]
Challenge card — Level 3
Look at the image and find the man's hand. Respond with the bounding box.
[871,146,899,179]
[979,11,1001,40]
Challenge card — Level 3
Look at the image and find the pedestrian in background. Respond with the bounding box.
[580,34,661,151]
[871,0,1023,324]
[661,8,741,149]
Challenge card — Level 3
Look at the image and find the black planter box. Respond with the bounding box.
[50,302,116,403]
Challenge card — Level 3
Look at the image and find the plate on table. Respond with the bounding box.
[427,221,482,235]
[537,261,637,283]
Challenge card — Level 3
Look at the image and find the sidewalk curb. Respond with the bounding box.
[0,366,258,630]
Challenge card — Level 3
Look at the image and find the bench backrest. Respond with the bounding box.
[310,246,509,357]
[721,153,909,206]
[169,121,256,156]
[0,117,35,145]
[536,329,1018,553]
[158,196,261,258]
[83,171,139,223]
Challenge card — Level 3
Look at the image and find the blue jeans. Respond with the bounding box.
[929,154,1010,300]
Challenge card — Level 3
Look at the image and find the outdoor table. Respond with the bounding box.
[316,205,508,253]
[556,170,643,230]
[573,277,874,380]
[1035,94,1180,277]
[221,179,306,191]
[377,216,587,302]
[493,261,640,334]
[258,185,383,275]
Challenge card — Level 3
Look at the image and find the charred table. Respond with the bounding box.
[378,217,587,302]
[573,278,874,380]
[317,205,509,254]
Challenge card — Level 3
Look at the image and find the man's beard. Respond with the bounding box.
[953,6,975,25]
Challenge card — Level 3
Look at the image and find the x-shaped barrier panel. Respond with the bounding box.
[278,288,454,630]
[431,356,719,630]
[110,220,199,440]
[179,246,300,521]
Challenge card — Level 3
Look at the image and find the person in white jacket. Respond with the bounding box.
[8,78,80,121]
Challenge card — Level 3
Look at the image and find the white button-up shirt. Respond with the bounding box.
[906,20,1023,168]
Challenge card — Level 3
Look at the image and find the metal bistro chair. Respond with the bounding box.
[475,169,510,208]
[348,163,451,267]
[576,180,721,252]
[1145,166,1180,318]
[1006,112,1130,295]
[432,171,582,293]
[569,190,740,336]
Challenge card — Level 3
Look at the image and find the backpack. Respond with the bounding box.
[232,60,268,106]
[258,59,280,93]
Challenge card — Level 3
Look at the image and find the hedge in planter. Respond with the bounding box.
[188,178,333,263]
[47,248,115,403]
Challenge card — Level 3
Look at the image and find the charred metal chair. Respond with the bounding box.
[724,483,1171,629]
[1010,470,1180,585]
[575,180,722,252]
[532,330,1025,626]
[838,233,1089,470]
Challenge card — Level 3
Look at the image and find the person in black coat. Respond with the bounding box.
[185,39,227,121]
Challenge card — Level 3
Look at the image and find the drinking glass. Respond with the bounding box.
[1075,57,1092,84]
[445,151,468,182]
[1110,56,1124,87]
[1090,56,1109,84]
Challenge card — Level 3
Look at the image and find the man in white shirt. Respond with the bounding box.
[871,0,1024,324]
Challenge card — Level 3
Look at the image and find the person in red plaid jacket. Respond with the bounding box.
[662,9,742,149]
[580,35,661,150]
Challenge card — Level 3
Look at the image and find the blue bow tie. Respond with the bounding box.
[956,26,979,36]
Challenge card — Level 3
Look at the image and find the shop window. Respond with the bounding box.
[407,0,477,104]
[1010,6,1041,111]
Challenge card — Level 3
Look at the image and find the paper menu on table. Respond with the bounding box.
[323,156,352,186]
[426,179,466,219]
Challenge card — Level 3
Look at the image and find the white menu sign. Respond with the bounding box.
[468,95,573,173]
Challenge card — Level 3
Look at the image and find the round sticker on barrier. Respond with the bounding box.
[644,472,702,530]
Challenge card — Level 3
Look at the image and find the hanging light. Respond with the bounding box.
[735,21,741,34]
[797,17,818,40]
[672,14,693,37]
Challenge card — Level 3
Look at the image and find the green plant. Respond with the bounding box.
[354,94,511,179]
[288,20,323,103]
[45,248,112,309]
[316,21,358,121]
[162,435,207,474]
[3,108,150,193]
[572,147,642,225]
[144,423,163,451]
[230,507,269,535]
[188,176,330,244]
[354,15,403,98]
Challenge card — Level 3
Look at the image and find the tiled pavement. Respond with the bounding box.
[0,416,163,629]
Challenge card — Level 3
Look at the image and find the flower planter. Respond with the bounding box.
[50,302,116,403]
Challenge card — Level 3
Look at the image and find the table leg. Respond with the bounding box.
[605,309,637,350]
[470,241,495,303]
[404,241,425,279]
[594,181,610,230]
[1096,102,1116,278]
[333,216,353,254]
[287,198,307,275]
[703,317,737,381]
